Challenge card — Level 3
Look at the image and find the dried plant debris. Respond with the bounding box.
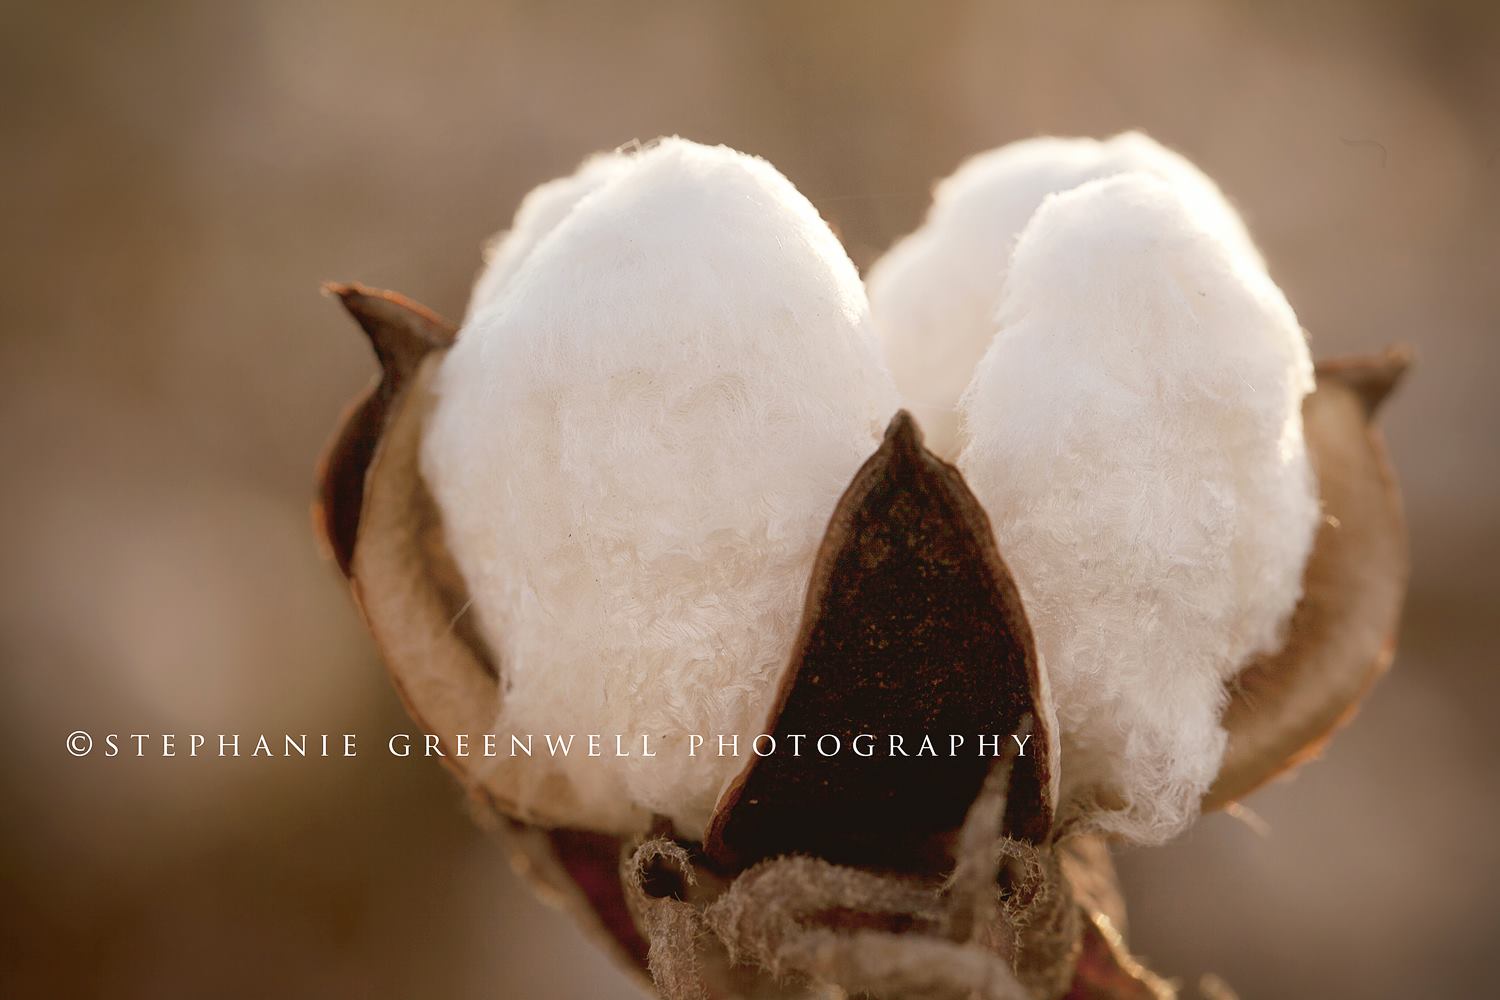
[706,413,1053,871]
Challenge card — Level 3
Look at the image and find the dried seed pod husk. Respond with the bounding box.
[704,412,1055,872]
[316,286,1409,833]
[1205,348,1410,809]
[315,287,1407,998]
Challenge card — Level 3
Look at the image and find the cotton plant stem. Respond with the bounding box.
[622,765,1083,1000]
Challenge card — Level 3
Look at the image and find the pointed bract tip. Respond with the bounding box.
[322,281,458,383]
[1316,344,1413,418]
[884,410,925,452]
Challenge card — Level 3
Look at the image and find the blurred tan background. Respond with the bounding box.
[2,1,1496,997]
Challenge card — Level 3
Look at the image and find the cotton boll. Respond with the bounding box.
[464,148,639,322]
[958,173,1317,844]
[423,137,899,838]
[867,131,1262,459]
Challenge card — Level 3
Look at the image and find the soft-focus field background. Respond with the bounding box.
[3,1,1496,997]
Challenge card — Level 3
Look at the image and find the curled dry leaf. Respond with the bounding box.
[1206,348,1411,810]
[704,412,1054,872]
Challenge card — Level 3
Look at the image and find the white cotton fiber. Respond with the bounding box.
[464,148,639,323]
[867,131,1262,459]
[958,173,1318,844]
[423,137,899,838]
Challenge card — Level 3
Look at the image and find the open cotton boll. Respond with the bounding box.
[463,148,639,323]
[958,173,1317,845]
[423,137,899,838]
[867,131,1262,459]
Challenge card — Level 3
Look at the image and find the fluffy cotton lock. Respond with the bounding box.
[958,173,1318,844]
[422,138,899,838]
[867,131,1262,459]
[464,148,639,323]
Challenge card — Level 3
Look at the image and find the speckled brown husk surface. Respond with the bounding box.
[315,285,1408,999]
